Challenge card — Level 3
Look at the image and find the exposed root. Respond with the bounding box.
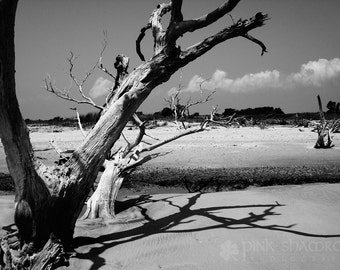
[0,232,69,270]
[80,173,124,220]
[79,197,114,220]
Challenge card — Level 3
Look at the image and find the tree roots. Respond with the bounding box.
[0,232,69,270]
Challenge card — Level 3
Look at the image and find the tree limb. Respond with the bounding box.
[44,35,116,112]
[136,2,172,59]
[169,0,241,38]
[122,125,207,172]
[44,52,105,112]
[70,107,86,138]
[121,110,237,173]
[180,13,269,63]
[105,54,130,105]
[44,77,104,110]
[136,23,151,61]
[121,114,146,157]
[208,108,236,127]
[150,3,172,37]
[49,137,64,156]
[67,51,95,91]
[97,32,116,79]
[242,33,268,55]
[170,0,183,23]
[139,125,206,154]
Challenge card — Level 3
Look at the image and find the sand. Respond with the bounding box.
[1,125,340,269]
[1,125,339,172]
[1,184,340,269]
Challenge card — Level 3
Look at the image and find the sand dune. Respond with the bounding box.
[0,183,331,269]
[1,126,340,173]
[71,184,340,269]
[1,126,340,269]
[70,184,340,269]
[1,184,339,269]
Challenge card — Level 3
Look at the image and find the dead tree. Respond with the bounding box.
[80,114,216,219]
[48,105,223,219]
[165,74,215,129]
[314,95,340,148]
[0,1,268,268]
[208,106,237,127]
[50,75,226,219]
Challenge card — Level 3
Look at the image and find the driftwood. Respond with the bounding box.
[314,95,340,148]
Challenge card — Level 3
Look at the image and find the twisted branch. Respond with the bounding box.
[44,51,104,110]
[242,33,268,56]
[181,13,269,62]
[136,23,151,61]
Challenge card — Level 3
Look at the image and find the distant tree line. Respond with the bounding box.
[79,112,100,125]
[155,106,285,118]
[24,112,100,127]
[24,101,339,127]
[222,106,284,117]
[153,107,200,119]
[327,100,340,114]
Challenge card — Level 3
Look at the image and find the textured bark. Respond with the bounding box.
[0,0,52,250]
[80,160,124,219]
[81,120,219,220]
[0,0,268,268]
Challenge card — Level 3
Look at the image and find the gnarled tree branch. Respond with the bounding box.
[136,23,151,61]
[180,12,269,63]
[44,51,105,111]
[170,0,183,23]
[170,0,241,38]
[242,33,268,55]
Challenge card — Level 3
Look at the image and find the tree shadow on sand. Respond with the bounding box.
[73,193,340,270]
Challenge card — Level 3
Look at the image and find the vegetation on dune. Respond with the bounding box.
[128,165,340,192]
[2,165,340,195]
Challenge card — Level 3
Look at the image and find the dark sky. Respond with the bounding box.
[15,0,340,119]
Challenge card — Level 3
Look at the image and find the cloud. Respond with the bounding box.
[182,69,280,93]
[89,77,113,98]
[179,58,340,94]
[288,58,340,86]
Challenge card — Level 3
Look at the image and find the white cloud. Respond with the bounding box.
[180,58,340,94]
[89,77,113,98]
[288,58,340,86]
[183,69,280,93]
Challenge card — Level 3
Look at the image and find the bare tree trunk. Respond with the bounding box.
[0,0,52,251]
[81,112,237,220]
[0,1,268,268]
[80,160,124,219]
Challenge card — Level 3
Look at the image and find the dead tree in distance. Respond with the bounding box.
[314,95,340,148]
[165,74,215,129]
[0,1,269,268]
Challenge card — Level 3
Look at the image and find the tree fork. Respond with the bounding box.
[0,0,269,268]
